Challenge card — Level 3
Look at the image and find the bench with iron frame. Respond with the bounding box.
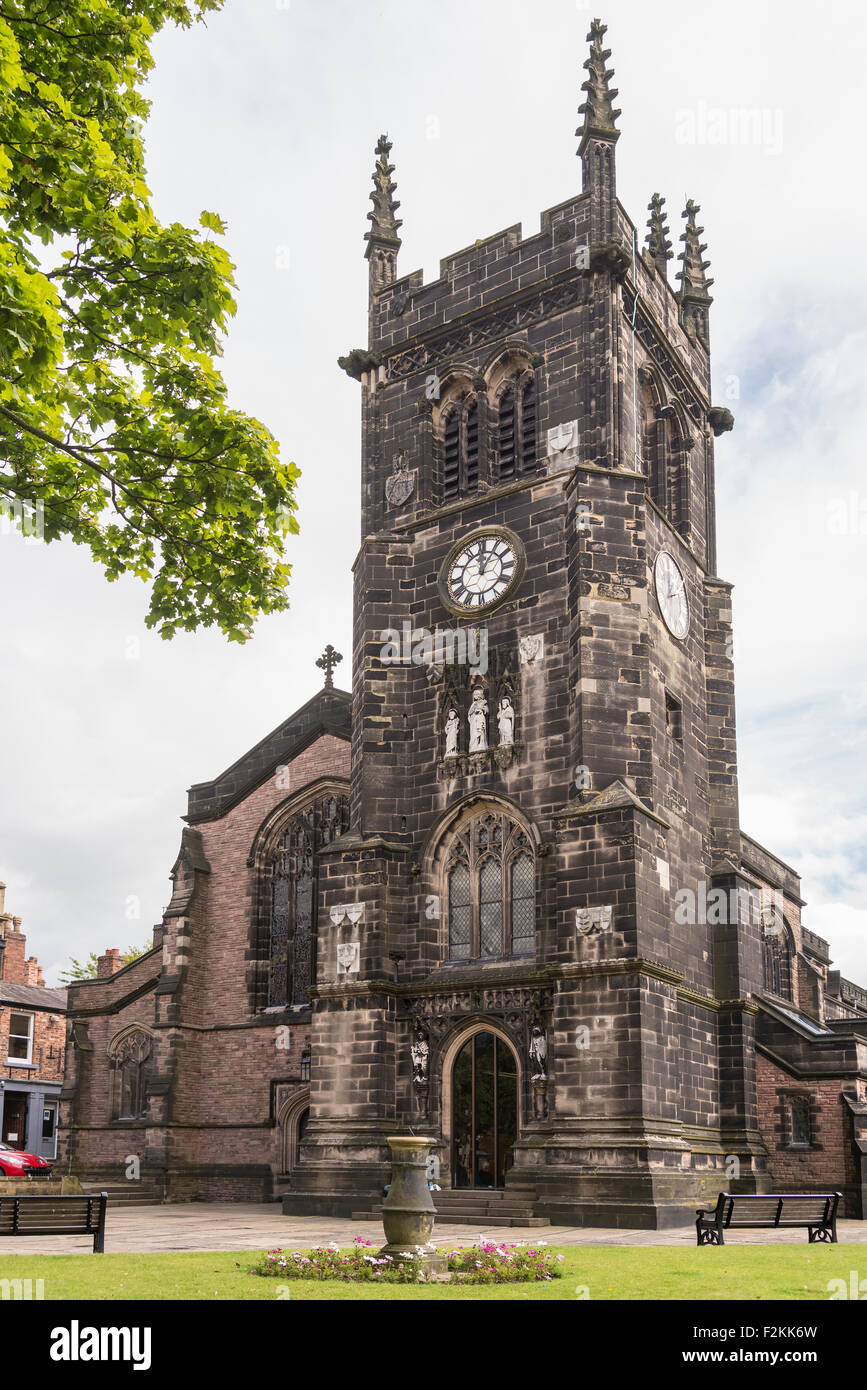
[696,1191,841,1246]
[0,1191,107,1252]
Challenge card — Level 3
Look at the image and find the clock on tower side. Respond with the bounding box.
[289,22,766,1223]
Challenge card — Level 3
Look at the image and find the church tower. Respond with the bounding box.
[288,18,765,1227]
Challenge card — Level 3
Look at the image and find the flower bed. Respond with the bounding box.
[249,1237,564,1285]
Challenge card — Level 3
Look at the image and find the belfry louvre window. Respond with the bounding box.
[446,811,535,961]
[497,376,537,480]
[442,398,480,500]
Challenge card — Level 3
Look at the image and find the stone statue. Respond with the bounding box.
[497,696,515,746]
[529,1025,548,1080]
[468,687,488,752]
[444,707,460,757]
[411,1030,429,1086]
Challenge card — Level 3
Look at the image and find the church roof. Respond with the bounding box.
[185,685,351,825]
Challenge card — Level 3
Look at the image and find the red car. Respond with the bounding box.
[0,1141,52,1179]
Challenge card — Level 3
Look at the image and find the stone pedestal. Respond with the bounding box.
[380,1135,443,1270]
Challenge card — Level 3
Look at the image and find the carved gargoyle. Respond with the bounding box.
[337,348,381,381]
[707,406,735,437]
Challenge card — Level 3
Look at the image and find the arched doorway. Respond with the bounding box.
[279,1091,310,1177]
[451,1031,517,1189]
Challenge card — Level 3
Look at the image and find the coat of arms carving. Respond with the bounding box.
[547,421,576,454]
[336,941,360,975]
[384,453,416,507]
[575,905,613,936]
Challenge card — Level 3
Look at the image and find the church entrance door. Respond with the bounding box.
[451,1032,517,1189]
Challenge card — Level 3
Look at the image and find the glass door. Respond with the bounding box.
[452,1032,517,1188]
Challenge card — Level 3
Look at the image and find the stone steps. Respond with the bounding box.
[79,1183,162,1207]
[352,1189,549,1228]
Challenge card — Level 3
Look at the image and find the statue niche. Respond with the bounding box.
[438,647,520,772]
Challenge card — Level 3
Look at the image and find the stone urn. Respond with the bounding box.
[380,1135,437,1263]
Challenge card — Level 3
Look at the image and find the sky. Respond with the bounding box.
[1,0,866,988]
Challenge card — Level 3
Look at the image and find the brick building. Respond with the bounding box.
[59,20,867,1222]
[0,885,66,1161]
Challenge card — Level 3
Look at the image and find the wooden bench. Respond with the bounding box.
[0,1192,107,1252]
[696,1192,841,1246]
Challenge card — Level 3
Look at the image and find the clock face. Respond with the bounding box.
[654,550,689,639]
[443,531,521,612]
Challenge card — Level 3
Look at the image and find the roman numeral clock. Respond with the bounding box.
[437,526,526,616]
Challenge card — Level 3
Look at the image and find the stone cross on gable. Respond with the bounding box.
[316,645,343,689]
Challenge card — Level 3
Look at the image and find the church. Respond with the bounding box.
[59,20,867,1228]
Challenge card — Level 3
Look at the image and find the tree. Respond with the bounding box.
[0,1,298,640]
[58,941,150,985]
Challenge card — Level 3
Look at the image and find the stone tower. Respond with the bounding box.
[288,17,764,1228]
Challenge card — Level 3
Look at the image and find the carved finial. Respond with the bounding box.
[645,193,672,277]
[576,18,621,156]
[677,199,714,344]
[365,134,402,265]
[316,644,343,689]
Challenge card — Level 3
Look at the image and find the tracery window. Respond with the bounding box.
[445,810,535,961]
[110,1030,152,1121]
[762,926,793,1001]
[496,374,537,480]
[267,795,348,1007]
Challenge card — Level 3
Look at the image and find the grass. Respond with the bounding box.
[1,1244,866,1300]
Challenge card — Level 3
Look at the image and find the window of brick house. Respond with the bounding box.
[7,1012,34,1064]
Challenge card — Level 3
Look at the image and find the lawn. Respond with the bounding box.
[1,1244,865,1300]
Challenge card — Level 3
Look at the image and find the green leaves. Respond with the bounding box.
[0,0,296,642]
[199,209,227,236]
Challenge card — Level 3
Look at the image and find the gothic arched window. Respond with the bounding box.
[445,809,535,961]
[442,395,480,501]
[762,925,793,1001]
[266,795,349,1007]
[640,380,666,511]
[109,1029,152,1121]
[496,373,537,481]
